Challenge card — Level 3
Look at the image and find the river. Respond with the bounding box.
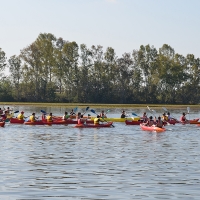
[0,106,200,199]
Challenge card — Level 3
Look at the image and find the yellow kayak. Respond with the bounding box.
[91,117,140,122]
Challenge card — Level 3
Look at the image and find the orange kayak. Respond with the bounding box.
[140,124,166,132]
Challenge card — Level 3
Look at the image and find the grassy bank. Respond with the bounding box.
[0,102,199,110]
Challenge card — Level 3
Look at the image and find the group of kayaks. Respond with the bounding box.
[0,114,199,131]
[1,106,200,131]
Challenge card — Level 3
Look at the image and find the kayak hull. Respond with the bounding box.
[140,124,166,132]
[125,120,142,125]
[91,117,135,122]
[74,122,113,128]
[0,121,5,127]
[10,118,25,124]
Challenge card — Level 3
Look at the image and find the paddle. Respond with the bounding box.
[187,106,190,120]
[90,109,114,127]
[147,106,156,117]
[82,106,90,116]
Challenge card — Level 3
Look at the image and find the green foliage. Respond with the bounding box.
[0,33,199,104]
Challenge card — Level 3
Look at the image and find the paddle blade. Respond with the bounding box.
[162,107,168,112]
[41,110,46,114]
[132,112,138,116]
[14,110,19,113]
[73,107,78,113]
[90,109,96,115]
[187,107,190,114]
[86,106,90,111]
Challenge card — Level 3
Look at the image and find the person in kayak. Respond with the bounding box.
[144,116,154,126]
[17,111,25,120]
[70,109,76,115]
[141,112,148,122]
[121,110,127,118]
[156,116,164,128]
[47,113,53,122]
[99,110,107,118]
[94,115,103,125]
[76,112,82,124]
[0,108,3,115]
[5,107,13,114]
[63,112,70,120]
[1,111,8,121]
[30,113,36,122]
[180,112,189,123]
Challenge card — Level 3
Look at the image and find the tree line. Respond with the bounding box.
[0,33,199,104]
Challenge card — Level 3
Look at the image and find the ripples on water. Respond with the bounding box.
[0,108,200,199]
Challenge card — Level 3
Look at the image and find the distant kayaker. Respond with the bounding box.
[17,111,25,120]
[180,112,188,123]
[0,108,3,115]
[30,113,36,122]
[63,112,70,120]
[47,113,53,122]
[1,110,8,121]
[162,113,168,122]
[141,112,148,122]
[70,109,76,115]
[121,110,127,118]
[156,116,164,128]
[76,112,82,124]
[99,110,107,118]
[5,107,13,114]
[94,115,103,125]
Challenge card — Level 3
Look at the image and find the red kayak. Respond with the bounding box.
[24,120,45,125]
[0,121,5,127]
[74,122,113,128]
[10,118,25,124]
[140,124,166,132]
[125,120,142,125]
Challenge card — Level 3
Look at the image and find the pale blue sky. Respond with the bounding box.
[1,0,200,59]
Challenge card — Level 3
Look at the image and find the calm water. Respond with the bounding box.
[0,106,200,200]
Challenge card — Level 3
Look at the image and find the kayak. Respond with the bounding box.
[140,124,166,132]
[10,118,25,124]
[91,117,136,122]
[125,120,142,125]
[24,121,45,125]
[74,122,113,128]
[0,121,5,127]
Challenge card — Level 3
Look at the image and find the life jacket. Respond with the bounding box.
[30,115,35,122]
[94,118,100,124]
[17,114,24,120]
[180,116,186,122]
[47,115,52,122]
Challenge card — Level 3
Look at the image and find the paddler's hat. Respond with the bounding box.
[21,111,24,113]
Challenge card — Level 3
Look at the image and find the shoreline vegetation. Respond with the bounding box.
[0,33,200,104]
[0,102,199,110]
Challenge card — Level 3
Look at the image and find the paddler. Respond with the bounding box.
[30,113,36,122]
[94,115,103,125]
[63,112,70,120]
[156,116,164,128]
[17,111,25,120]
[180,112,188,123]
[99,110,107,118]
[121,110,128,118]
[47,113,53,122]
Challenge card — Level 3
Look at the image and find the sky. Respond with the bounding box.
[1,0,200,59]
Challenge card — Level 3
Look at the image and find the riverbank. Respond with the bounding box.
[0,102,199,110]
